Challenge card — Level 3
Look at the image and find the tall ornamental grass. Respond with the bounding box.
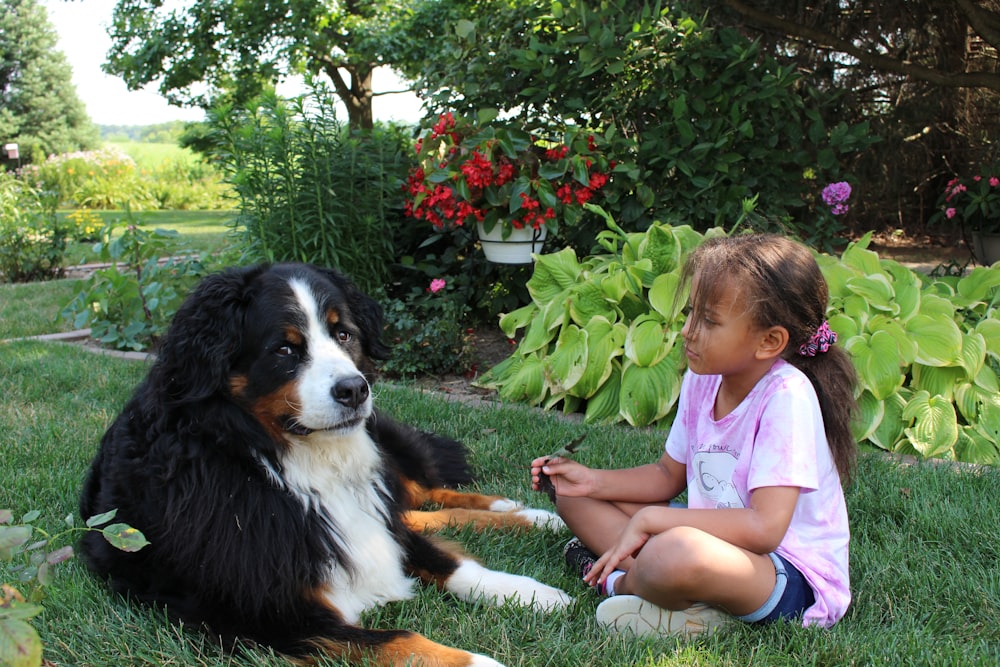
[212,85,412,296]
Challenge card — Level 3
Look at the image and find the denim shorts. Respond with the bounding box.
[736,552,816,624]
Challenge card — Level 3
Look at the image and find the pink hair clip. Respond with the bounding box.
[799,321,837,357]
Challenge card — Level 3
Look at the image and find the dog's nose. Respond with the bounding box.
[332,376,369,409]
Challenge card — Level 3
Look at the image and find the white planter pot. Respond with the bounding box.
[477,222,547,264]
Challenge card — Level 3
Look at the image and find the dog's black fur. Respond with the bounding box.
[79,263,568,667]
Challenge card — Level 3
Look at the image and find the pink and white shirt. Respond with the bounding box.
[664,358,851,627]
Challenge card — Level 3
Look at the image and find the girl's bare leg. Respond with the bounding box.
[617,525,776,615]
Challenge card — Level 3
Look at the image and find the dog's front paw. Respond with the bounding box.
[513,508,566,531]
[523,583,574,612]
[468,654,506,667]
[488,497,523,512]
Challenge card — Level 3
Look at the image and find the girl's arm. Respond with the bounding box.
[584,485,800,588]
[530,451,687,505]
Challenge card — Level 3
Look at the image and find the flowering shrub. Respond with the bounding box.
[404,112,612,237]
[379,278,472,377]
[822,181,852,215]
[931,168,1000,234]
[17,146,154,210]
[0,173,66,283]
[65,208,103,242]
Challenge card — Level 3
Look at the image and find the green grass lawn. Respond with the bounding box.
[1,339,998,666]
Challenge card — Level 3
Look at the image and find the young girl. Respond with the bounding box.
[530,233,858,637]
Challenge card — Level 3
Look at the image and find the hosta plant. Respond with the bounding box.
[479,218,1000,465]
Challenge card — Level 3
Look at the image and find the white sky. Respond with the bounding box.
[41,0,426,126]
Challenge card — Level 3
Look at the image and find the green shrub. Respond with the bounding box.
[211,84,411,296]
[61,215,206,351]
[480,211,1000,465]
[0,173,66,283]
[379,277,473,378]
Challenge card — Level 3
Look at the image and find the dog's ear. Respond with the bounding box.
[151,265,265,405]
[315,267,391,361]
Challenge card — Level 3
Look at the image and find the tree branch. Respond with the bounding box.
[722,0,1000,90]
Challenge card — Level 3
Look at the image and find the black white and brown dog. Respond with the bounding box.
[78,263,570,667]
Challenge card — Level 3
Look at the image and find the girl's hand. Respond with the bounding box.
[583,514,652,590]
[529,456,595,498]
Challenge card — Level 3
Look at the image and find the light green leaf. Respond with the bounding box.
[624,315,670,367]
[497,355,547,405]
[912,364,965,403]
[568,282,612,327]
[905,314,962,367]
[0,613,43,667]
[545,325,588,393]
[867,390,906,454]
[585,363,622,423]
[619,348,683,426]
[845,274,896,314]
[0,526,32,560]
[975,318,1000,359]
[102,524,150,552]
[573,318,627,398]
[527,248,582,304]
[649,272,683,321]
[498,304,537,338]
[844,331,903,400]
[85,509,118,528]
[955,426,1000,465]
[852,389,885,444]
[902,391,959,459]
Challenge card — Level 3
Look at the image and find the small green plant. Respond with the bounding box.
[61,215,206,351]
[380,277,473,377]
[0,508,149,667]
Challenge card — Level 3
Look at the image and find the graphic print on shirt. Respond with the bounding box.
[693,446,744,508]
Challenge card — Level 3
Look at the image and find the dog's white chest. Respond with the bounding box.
[280,432,414,624]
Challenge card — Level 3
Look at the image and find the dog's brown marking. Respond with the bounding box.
[300,588,484,667]
[248,381,301,445]
[400,478,536,532]
[325,308,340,326]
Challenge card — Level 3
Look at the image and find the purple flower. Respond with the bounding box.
[822,182,852,215]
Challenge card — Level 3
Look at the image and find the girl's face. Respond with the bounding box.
[680,276,765,377]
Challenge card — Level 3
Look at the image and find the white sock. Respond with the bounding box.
[604,569,625,596]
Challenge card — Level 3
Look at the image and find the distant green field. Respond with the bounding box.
[107,140,200,169]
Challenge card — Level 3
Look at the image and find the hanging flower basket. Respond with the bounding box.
[403,111,612,258]
[477,221,547,264]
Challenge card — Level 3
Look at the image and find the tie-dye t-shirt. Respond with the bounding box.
[664,359,850,628]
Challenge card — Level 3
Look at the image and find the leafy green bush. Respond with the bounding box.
[480,213,1000,465]
[211,84,411,296]
[61,216,206,351]
[0,173,66,283]
[379,277,473,378]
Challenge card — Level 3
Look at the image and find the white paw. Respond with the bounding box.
[514,508,566,531]
[448,561,573,612]
[468,654,505,667]
[488,497,523,512]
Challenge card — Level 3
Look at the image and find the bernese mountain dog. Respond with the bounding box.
[78,263,571,667]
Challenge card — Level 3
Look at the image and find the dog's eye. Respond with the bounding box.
[276,344,296,357]
[336,330,353,344]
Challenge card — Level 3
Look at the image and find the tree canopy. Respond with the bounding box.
[0,0,97,163]
[104,0,417,129]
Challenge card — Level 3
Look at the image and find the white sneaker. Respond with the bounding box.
[595,595,729,637]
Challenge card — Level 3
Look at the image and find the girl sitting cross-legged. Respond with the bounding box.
[530,233,858,637]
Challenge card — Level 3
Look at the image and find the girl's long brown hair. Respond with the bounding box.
[680,234,859,483]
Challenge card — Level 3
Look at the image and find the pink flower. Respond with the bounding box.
[991,177,999,187]
[429,279,446,293]
[946,207,957,219]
